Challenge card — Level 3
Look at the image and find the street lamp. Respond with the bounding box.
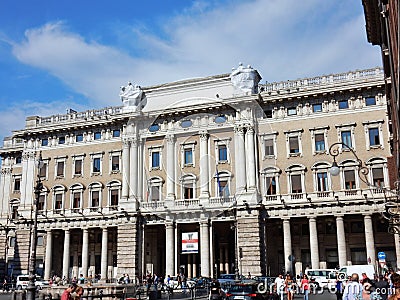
[230,205,240,280]
[328,142,400,235]
[27,152,43,300]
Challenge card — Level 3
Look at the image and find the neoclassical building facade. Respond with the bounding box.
[0,65,398,281]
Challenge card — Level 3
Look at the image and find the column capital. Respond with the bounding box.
[234,125,245,135]
[199,131,209,140]
[245,125,255,134]
[166,134,175,144]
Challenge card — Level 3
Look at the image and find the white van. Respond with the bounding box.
[338,265,375,280]
[304,269,336,289]
[16,275,49,290]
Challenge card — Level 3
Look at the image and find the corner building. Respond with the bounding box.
[0,66,398,281]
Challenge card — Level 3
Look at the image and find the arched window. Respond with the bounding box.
[107,180,121,210]
[52,184,66,214]
[366,157,388,190]
[311,162,332,193]
[260,167,281,198]
[180,174,196,199]
[285,164,306,197]
[147,177,164,201]
[70,183,84,213]
[214,171,231,198]
[88,182,103,210]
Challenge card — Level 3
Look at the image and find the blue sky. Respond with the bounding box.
[0,0,382,143]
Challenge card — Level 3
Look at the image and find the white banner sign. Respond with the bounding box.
[182,232,198,254]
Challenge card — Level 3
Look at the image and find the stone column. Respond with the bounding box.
[234,126,247,193]
[200,220,210,277]
[63,229,70,279]
[122,139,130,199]
[130,138,138,199]
[309,217,320,269]
[44,230,52,280]
[101,228,108,281]
[283,219,292,273]
[82,228,89,278]
[336,216,347,267]
[364,214,376,266]
[199,131,210,198]
[245,126,256,189]
[165,222,175,277]
[166,135,176,199]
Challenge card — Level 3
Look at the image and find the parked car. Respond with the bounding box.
[165,276,196,289]
[304,269,336,289]
[16,275,49,290]
[225,283,269,300]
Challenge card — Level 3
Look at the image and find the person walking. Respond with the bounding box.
[274,274,285,300]
[375,274,389,300]
[300,274,309,300]
[61,284,77,300]
[285,274,295,300]
[343,273,363,300]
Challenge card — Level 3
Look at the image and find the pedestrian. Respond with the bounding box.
[343,273,363,300]
[61,284,77,300]
[274,274,285,300]
[300,274,309,300]
[79,274,85,284]
[74,286,84,300]
[285,274,295,300]
[375,274,389,300]
[335,278,343,300]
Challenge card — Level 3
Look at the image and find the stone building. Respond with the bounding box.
[0,65,398,281]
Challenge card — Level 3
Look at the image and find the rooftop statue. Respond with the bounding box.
[119,82,147,112]
[230,63,262,95]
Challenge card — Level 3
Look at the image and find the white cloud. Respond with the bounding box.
[10,0,381,108]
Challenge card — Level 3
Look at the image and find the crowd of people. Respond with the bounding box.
[272,268,400,300]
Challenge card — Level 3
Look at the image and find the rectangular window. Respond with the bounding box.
[111,156,120,171]
[218,145,228,162]
[57,161,64,177]
[315,133,325,151]
[291,174,302,193]
[365,97,376,106]
[73,193,81,209]
[151,186,160,201]
[39,163,47,178]
[94,132,101,140]
[37,195,45,211]
[113,130,120,137]
[265,139,274,156]
[368,128,380,146]
[41,139,48,146]
[58,137,65,144]
[317,172,328,191]
[313,103,322,112]
[91,191,100,207]
[287,107,297,116]
[14,178,21,192]
[55,194,63,210]
[184,186,194,199]
[372,168,384,187]
[289,137,300,153]
[341,131,352,148]
[76,134,83,142]
[265,177,277,195]
[339,100,349,109]
[151,152,160,168]
[110,190,118,206]
[184,149,193,165]
[74,159,82,175]
[344,170,356,189]
[93,158,101,173]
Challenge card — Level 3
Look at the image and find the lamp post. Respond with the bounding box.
[328,142,400,235]
[27,152,43,300]
[230,206,240,280]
